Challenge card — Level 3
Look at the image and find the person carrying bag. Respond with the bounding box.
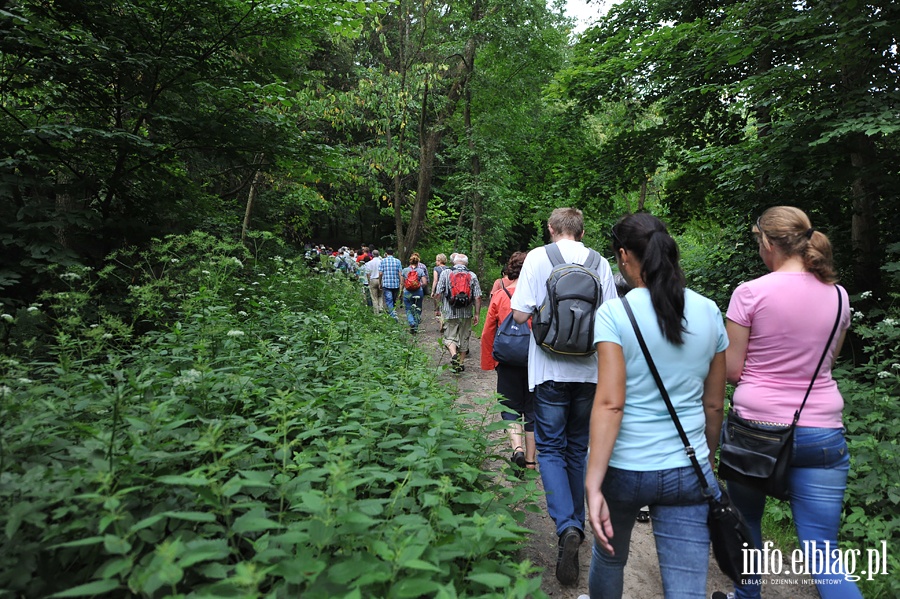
[723,206,861,599]
[586,213,734,598]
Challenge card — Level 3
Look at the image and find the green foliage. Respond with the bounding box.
[0,234,543,598]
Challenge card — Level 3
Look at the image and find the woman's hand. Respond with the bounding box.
[586,485,615,555]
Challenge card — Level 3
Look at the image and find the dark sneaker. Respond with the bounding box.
[450,353,462,373]
[556,526,582,586]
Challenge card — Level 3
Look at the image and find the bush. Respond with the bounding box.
[0,234,542,598]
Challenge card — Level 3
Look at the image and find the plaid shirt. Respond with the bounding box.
[378,255,403,289]
[434,265,481,319]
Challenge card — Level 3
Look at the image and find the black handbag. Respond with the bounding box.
[622,298,754,585]
[717,286,842,501]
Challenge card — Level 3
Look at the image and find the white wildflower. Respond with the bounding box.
[0,385,11,397]
[860,290,872,299]
[60,272,82,282]
[1,313,13,322]
[202,270,211,275]
[27,306,38,312]
[231,257,244,267]
[172,369,202,388]
[877,371,891,379]
[102,333,113,340]
[226,329,245,337]
[892,363,900,370]
[90,324,99,328]
[17,378,33,384]
[852,311,864,322]
[883,318,897,326]
[258,273,266,278]
[252,281,260,285]
[170,258,179,264]
[238,311,248,317]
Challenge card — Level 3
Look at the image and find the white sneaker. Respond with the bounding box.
[577,595,590,599]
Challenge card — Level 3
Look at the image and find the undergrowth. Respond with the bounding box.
[0,232,544,598]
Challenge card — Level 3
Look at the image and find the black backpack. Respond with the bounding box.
[531,243,604,356]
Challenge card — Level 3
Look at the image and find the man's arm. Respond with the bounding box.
[511,309,530,324]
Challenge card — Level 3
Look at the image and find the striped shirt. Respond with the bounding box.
[434,265,482,319]
[378,255,402,289]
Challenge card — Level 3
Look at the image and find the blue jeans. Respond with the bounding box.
[728,427,862,599]
[588,461,718,599]
[533,381,594,536]
[403,289,424,328]
[383,288,399,320]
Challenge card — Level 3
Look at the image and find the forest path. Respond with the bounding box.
[406,299,816,598]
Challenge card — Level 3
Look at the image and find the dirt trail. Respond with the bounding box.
[409,301,817,599]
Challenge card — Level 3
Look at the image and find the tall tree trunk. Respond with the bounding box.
[848,133,881,293]
[465,87,485,280]
[402,37,477,258]
[241,154,264,244]
[385,122,405,255]
[637,178,647,212]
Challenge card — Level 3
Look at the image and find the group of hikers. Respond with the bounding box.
[312,205,860,599]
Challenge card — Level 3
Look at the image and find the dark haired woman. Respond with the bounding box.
[586,213,727,598]
[481,252,536,470]
[725,207,860,599]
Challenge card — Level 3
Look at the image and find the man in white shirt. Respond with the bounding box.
[364,250,384,314]
[510,207,617,587]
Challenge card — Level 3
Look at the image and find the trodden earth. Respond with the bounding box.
[407,300,818,599]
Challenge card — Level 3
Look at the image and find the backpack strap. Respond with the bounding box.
[583,249,602,271]
[545,243,602,270]
[500,279,512,299]
[545,243,565,267]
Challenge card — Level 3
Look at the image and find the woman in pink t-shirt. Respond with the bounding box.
[724,206,860,599]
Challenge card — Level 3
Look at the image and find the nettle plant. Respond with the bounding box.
[0,234,543,598]
[835,254,900,598]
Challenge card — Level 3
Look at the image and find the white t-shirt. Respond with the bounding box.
[510,239,618,391]
[364,256,382,281]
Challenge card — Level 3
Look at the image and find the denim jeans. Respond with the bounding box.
[533,381,594,536]
[728,427,862,599]
[588,460,718,599]
[383,288,399,320]
[402,289,424,328]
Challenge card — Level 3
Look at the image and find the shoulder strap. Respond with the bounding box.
[792,285,843,425]
[500,279,511,299]
[583,249,602,271]
[545,243,601,270]
[622,297,711,493]
[545,243,564,267]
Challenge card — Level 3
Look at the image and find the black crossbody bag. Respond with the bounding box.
[718,286,842,501]
[621,297,754,584]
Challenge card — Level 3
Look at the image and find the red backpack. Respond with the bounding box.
[404,268,421,291]
[447,270,474,307]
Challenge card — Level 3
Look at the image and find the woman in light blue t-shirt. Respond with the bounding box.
[585,213,728,599]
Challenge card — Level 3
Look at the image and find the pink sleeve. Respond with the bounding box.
[726,283,755,327]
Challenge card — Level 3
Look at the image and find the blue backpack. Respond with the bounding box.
[491,283,530,367]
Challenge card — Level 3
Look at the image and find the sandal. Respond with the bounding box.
[524,461,537,470]
[636,509,650,523]
[511,448,526,469]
